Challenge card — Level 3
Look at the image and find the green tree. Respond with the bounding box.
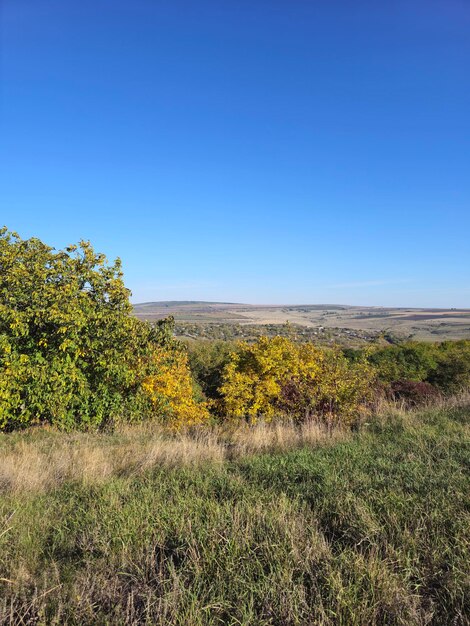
[0,228,203,430]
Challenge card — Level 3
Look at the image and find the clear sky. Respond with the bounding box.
[1,0,469,307]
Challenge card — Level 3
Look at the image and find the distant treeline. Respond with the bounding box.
[175,320,379,345]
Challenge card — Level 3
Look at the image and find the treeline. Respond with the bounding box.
[175,321,378,345]
[1,229,469,431]
[187,337,470,426]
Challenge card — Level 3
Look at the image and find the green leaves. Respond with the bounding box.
[0,228,182,430]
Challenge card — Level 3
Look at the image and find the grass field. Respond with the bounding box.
[1,399,469,625]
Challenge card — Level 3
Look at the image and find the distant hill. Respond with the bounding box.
[132,301,470,341]
[135,301,240,307]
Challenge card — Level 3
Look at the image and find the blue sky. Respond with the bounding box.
[1,0,469,307]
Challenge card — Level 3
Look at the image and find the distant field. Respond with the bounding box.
[133,301,470,342]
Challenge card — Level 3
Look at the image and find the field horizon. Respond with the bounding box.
[133,301,470,342]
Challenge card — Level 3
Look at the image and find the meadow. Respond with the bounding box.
[1,396,469,625]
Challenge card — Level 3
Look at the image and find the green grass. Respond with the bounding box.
[1,405,469,625]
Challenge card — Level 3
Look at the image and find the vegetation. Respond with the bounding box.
[218,337,374,426]
[0,399,468,625]
[184,336,470,426]
[363,340,470,393]
[185,340,235,401]
[175,320,379,345]
[1,229,470,435]
[386,379,441,408]
[141,349,209,429]
[1,229,469,624]
[0,228,205,431]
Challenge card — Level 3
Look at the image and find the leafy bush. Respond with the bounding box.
[367,342,438,383]
[0,228,206,430]
[278,350,375,426]
[219,337,320,421]
[428,340,470,393]
[365,340,470,395]
[387,379,441,407]
[141,349,209,429]
[219,337,375,425]
[185,339,236,400]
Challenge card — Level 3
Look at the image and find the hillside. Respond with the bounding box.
[133,301,470,342]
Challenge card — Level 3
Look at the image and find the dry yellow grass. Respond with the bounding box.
[228,420,346,455]
[2,393,468,495]
[0,419,346,494]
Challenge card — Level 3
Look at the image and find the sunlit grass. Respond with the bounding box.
[0,398,468,625]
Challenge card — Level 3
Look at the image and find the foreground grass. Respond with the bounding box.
[0,403,469,625]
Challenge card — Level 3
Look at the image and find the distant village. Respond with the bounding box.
[174,321,384,346]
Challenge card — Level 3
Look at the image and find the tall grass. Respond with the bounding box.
[0,420,344,494]
[0,398,469,625]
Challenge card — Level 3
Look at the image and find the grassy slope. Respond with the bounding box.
[0,405,469,625]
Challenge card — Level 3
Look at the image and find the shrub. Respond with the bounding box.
[219,337,324,421]
[367,342,438,383]
[366,340,470,395]
[185,339,236,401]
[0,228,206,430]
[278,349,375,426]
[387,379,441,408]
[428,340,470,393]
[141,349,209,429]
[219,337,375,426]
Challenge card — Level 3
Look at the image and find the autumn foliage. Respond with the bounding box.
[219,336,375,425]
[142,350,209,429]
[1,228,469,432]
